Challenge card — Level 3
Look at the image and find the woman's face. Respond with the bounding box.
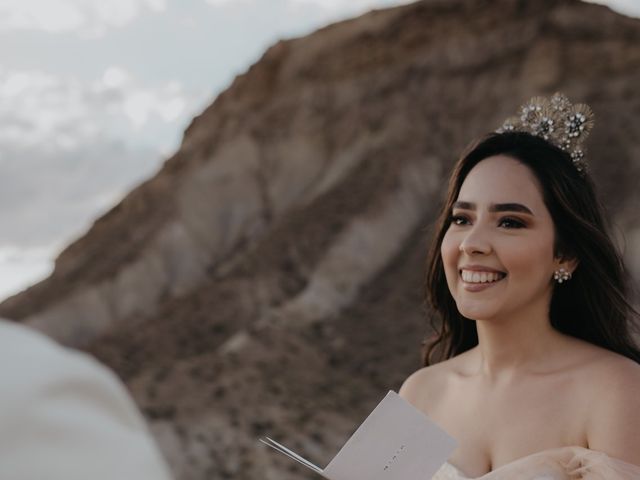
[440,155,563,322]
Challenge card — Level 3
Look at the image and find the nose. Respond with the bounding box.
[458,224,492,255]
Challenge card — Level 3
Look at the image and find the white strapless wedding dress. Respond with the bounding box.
[431,446,640,479]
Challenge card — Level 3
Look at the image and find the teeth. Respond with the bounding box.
[460,270,505,283]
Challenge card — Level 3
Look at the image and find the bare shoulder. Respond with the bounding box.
[584,348,640,465]
[572,342,640,401]
[398,352,470,411]
[595,346,639,374]
[582,346,640,392]
[398,364,438,404]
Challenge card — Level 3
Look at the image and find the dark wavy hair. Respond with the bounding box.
[422,131,640,366]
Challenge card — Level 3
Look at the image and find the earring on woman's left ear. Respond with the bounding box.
[553,267,572,283]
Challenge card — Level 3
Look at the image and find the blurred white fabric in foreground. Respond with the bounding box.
[0,318,173,480]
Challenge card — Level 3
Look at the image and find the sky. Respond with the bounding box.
[0,0,638,302]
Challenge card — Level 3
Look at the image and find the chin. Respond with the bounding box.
[455,303,501,322]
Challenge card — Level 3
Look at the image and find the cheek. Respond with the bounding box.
[501,236,555,277]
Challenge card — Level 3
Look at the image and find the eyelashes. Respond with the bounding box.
[449,214,526,229]
[499,217,526,229]
[449,215,472,227]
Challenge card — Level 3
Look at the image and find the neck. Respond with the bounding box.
[471,303,565,383]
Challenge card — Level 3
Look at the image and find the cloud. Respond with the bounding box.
[0,66,200,149]
[91,67,190,129]
[0,245,56,301]
[0,65,207,258]
[0,0,167,36]
[584,0,640,16]
[205,0,412,7]
[203,0,415,22]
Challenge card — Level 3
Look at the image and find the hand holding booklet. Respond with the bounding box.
[260,390,457,480]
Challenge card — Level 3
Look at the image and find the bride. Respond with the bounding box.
[399,93,640,479]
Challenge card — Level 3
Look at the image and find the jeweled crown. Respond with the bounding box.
[496,92,595,174]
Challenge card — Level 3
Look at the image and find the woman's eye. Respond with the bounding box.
[499,217,525,229]
[449,215,468,226]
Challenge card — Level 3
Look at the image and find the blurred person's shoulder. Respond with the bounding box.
[0,317,117,394]
[1,316,74,357]
[0,317,174,479]
[0,317,147,425]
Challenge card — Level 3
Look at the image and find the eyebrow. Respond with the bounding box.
[452,201,534,215]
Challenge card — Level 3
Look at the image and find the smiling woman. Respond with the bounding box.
[398,93,640,479]
[441,156,569,325]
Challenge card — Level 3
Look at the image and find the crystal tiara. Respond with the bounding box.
[496,92,595,174]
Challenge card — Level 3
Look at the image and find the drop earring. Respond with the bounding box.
[553,267,572,283]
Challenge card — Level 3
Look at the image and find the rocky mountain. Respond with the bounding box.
[2,0,640,478]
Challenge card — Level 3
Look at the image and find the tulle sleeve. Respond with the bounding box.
[562,448,640,479]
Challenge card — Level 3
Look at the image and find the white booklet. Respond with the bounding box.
[260,390,457,480]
